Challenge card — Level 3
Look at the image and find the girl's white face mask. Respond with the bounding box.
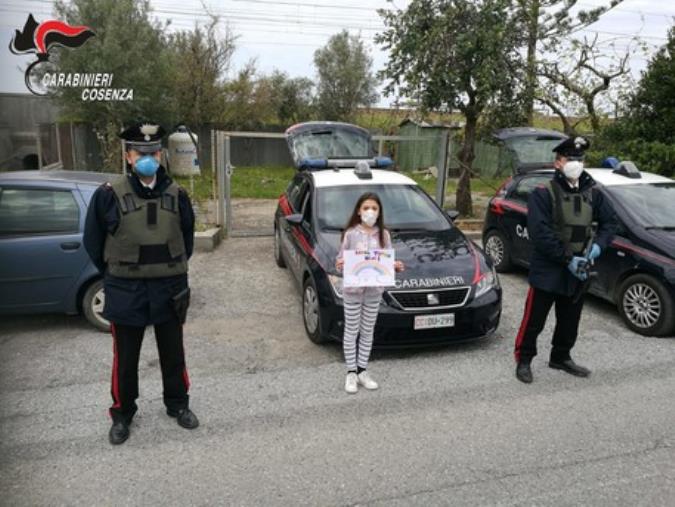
[563,160,584,181]
[361,209,378,227]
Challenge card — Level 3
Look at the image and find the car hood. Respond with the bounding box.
[316,228,483,288]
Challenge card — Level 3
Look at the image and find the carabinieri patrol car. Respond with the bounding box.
[275,122,502,346]
[483,161,675,337]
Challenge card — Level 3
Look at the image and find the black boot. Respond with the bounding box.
[109,421,130,445]
[516,362,533,384]
[167,408,200,429]
[549,358,591,377]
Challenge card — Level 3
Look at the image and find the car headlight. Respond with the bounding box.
[328,274,344,299]
[474,265,499,298]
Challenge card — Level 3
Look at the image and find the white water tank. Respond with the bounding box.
[168,126,200,175]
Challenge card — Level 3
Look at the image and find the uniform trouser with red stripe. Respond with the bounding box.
[110,316,190,423]
[514,286,585,364]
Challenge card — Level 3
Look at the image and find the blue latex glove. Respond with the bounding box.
[587,243,601,261]
[567,256,589,281]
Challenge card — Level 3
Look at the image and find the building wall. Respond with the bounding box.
[0,93,59,170]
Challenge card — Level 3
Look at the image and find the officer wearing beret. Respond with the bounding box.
[514,136,617,383]
[83,122,199,444]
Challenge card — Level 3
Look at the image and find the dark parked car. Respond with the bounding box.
[482,161,675,337]
[274,121,502,347]
[0,170,109,331]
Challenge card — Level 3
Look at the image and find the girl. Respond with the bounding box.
[336,192,404,394]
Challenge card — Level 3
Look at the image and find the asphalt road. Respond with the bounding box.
[1,237,673,506]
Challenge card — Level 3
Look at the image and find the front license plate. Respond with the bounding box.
[414,313,455,330]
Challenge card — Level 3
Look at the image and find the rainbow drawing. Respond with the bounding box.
[344,248,396,288]
[350,259,394,278]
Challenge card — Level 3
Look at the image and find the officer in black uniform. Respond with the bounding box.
[84,122,199,444]
[513,136,617,383]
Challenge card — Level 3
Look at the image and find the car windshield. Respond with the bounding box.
[504,137,563,164]
[606,182,675,228]
[291,129,371,160]
[315,184,451,232]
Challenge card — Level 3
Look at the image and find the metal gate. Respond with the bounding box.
[212,130,452,239]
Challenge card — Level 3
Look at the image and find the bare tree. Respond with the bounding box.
[517,0,625,125]
[536,35,633,134]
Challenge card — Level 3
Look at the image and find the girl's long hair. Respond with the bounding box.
[342,192,386,247]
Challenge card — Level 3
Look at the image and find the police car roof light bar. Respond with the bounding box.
[354,160,372,179]
[613,161,641,179]
[298,156,394,172]
[298,158,328,170]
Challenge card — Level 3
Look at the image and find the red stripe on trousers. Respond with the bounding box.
[181,324,191,391]
[514,287,535,362]
[183,368,191,391]
[109,323,121,416]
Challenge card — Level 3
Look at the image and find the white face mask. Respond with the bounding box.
[361,209,378,227]
[562,160,584,181]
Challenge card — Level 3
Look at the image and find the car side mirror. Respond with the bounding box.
[286,213,304,226]
[447,210,460,221]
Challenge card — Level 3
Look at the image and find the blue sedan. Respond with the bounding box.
[0,170,110,331]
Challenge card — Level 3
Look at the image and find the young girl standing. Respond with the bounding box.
[336,192,404,394]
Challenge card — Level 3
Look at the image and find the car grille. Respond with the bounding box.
[387,287,471,311]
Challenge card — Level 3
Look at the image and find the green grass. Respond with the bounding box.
[231,166,295,199]
[173,166,296,202]
[174,166,504,203]
[173,171,216,203]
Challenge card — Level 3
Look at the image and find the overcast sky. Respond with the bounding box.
[0,0,672,106]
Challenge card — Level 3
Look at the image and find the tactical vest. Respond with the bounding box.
[545,180,593,254]
[103,177,188,278]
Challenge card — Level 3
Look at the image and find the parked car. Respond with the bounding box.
[274,121,502,347]
[482,162,675,337]
[0,170,109,331]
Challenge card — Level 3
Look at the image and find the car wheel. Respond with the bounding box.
[274,225,287,268]
[82,279,110,332]
[484,230,512,272]
[617,274,675,336]
[302,277,327,344]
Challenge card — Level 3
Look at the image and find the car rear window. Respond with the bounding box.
[291,129,371,160]
[0,188,80,235]
[512,174,552,201]
[505,137,563,165]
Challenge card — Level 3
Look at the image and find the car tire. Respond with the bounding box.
[484,230,512,272]
[617,274,675,337]
[302,276,328,344]
[274,225,287,269]
[82,279,110,332]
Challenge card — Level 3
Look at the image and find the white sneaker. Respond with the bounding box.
[357,371,379,390]
[345,372,358,394]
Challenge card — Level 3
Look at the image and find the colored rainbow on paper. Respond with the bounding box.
[351,259,394,277]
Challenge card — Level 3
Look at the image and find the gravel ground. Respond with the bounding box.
[1,236,673,506]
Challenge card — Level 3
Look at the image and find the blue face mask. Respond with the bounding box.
[135,155,159,177]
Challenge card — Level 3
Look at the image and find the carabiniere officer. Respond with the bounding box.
[84,122,199,445]
[513,136,617,384]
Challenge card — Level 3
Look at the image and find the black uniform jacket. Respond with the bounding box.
[83,166,195,326]
[527,170,617,296]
